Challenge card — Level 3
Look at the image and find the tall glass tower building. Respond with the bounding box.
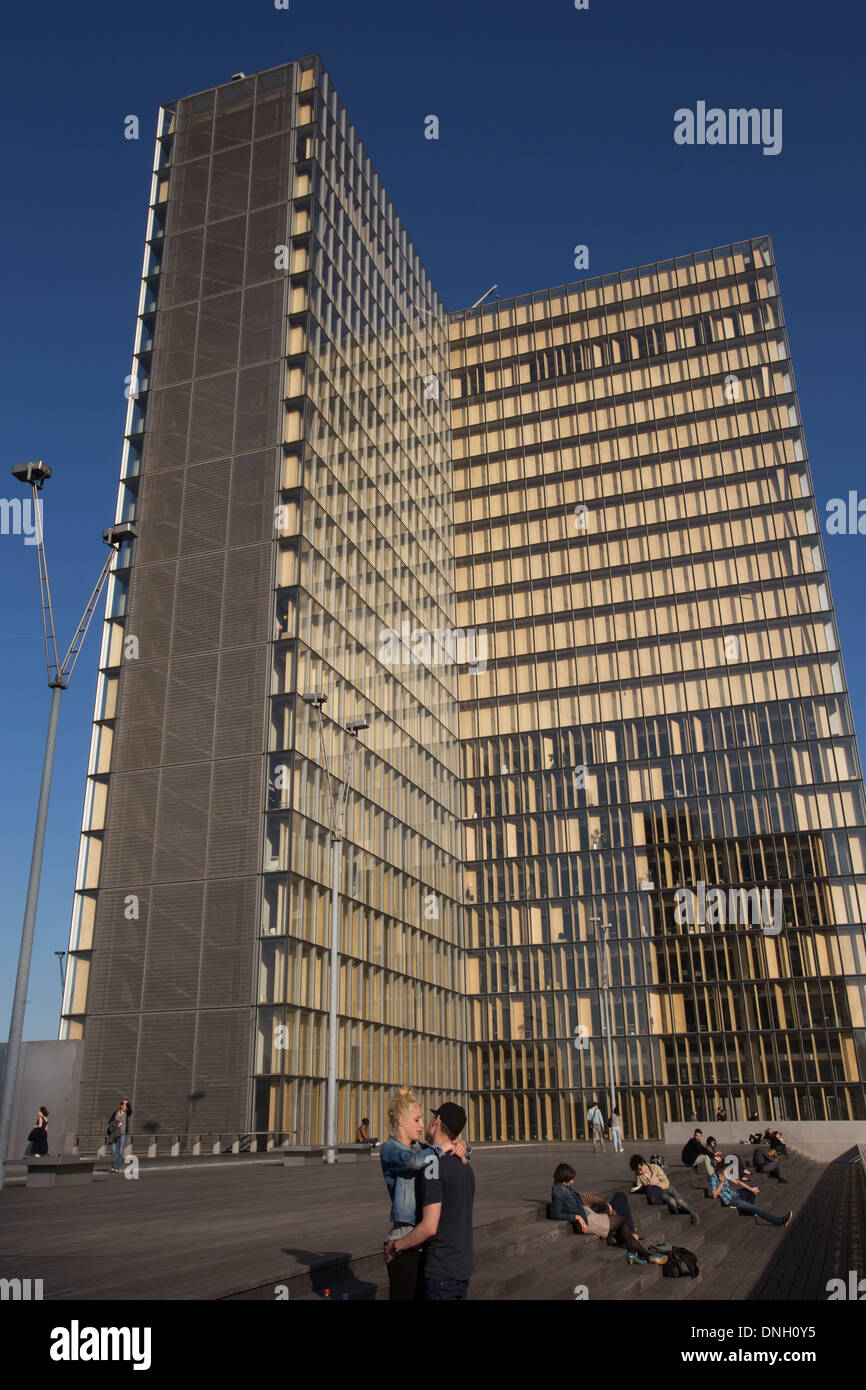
[62,58,866,1144]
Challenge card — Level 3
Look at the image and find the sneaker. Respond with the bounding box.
[782,1210,793,1226]
[647,1254,668,1265]
[690,1213,700,1226]
[630,1184,642,1193]
[627,1252,648,1265]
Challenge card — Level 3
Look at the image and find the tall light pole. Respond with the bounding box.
[301,692,368,1164]
[589,916,616,1123]
[0,460,137,1191]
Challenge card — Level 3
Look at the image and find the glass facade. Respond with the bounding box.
[63,58,866,1147]
[451,241,866,1139]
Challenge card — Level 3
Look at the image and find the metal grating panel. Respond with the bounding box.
[142,384,191,473]
[207,757,262,876]
[86,889,149,1015]
[250,132,292,210]
[99,770,160,887]
[135,472,184,566]
[112,662,169,770]
[201,217,246,298]
[135,1012,197,1132]
[195,291,241,377]
[234,362,280,453]
[200,879,257,1006]
[170,551,225,656]
[253,65,294,139]
[188,373,236,463]
[152,763,212,882]
[190,1009,252,1132]
[173,94,214,163]
[214,79,255,151]
[227,450,279,547]
[166,157,210,234]
[208,145,251,223]
[214,646,268,758]
[244,205,289,286]
[125,561,177,661]
[221,543,272,648]
[151,304,198,389]
[78,1015,140,1139]
[239,280,284,366]
[142,883,205,1011]
[179,459,231,555]
[158,229,204,308]
[162,653,218,764]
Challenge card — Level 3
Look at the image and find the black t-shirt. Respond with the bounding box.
[419,1151,475,1282]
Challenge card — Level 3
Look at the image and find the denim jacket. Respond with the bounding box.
[380,1138,442,1226]
[550,1182,589,1222]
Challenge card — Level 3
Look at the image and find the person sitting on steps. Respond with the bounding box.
[707,1153,792,1227]
[550,1163,667,1267]
[629,1153,699,1225]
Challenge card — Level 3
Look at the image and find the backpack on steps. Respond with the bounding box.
[660,1245,699,1278]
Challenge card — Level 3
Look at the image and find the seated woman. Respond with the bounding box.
[629,1153,699,1224]
[550,1163,667,1266]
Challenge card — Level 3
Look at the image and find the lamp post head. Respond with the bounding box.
[346,718,369,734]
[12,461,51,489]
[302,691,326,708]
[103,522,139,547]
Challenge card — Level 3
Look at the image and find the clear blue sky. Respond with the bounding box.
[2,0,865,1041]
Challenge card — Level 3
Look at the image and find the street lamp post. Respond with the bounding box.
[0,461,137,1191]
[301,693,368,1164]
[589,917,617,1122]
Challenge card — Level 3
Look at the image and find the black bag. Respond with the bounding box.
[27,1127,42,1142]
[661,1245,700,1278]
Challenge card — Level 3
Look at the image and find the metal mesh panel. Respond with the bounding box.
[86,889,148,1015]
[190,1009,252,1132]
[158,229,203,308]
[234,362,280,453]
[227,450,279,547]
[221,543,272,648]
[245,205,289,286]
[214,78,254,151]
[195,291,241,377]
[136,472,184,565]
[207,757,262,876]
[201,880,257,1005]
[112,662,168,770]
[142,384,191,473]
[167,157,210,234]
[208,145,251,223]
[170,551,225,655]
[78,1015,140,1139]
[214,646,268,758]
[174,93,214,163]
[202,217,246,298]
[142,883,205,1010]
[135,1012,197,1132]
[162,653,218,764]
[153,763,212,881]
[250,133,292,210]
[125,561,177,662]
[240,280,284,366]
[253,65,294,139]
[99,771,160,887]
[188,373,236,463]
[151,303,198,388]
[179,459,231,555]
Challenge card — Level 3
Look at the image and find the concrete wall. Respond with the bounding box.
[0,1041,82,1158]
[664,1119,866,1163]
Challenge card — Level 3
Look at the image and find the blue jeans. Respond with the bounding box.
[664,1183,696,1217]
[111,1135,127,1168]
[725,1193,782,1224]
[424,1277,470,1301]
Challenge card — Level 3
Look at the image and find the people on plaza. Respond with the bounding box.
[715,1105,727,1121]
[379,1087,467,1300]
[107,1098,132,1173]
[681,1128,715,1177]
[763,1128,788,1156]
[708,1153,791,1226]
[355,1117,379,1147]
[23,1105,49,1159]
[629,1153,699,1225]
[587,1101,605,1152]
[752,1145,788,1182]
[385,1102,475,1301]
[550,1163,667,1266]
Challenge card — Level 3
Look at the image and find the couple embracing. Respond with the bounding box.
[379,1086,475,1301]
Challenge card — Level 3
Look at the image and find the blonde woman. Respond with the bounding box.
[379,1086,466,1300]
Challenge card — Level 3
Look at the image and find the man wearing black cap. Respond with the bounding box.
[385,1101,475,1301]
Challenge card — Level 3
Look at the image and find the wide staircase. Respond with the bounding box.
[282,1143,841,1301]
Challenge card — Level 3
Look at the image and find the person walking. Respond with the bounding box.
[587,1101,605,1153]
[610,1108,624,1153]
[23,1106,49,1159]
[386,1102,476,1301]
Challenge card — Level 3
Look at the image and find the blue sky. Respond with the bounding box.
[2,0,865,1040]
